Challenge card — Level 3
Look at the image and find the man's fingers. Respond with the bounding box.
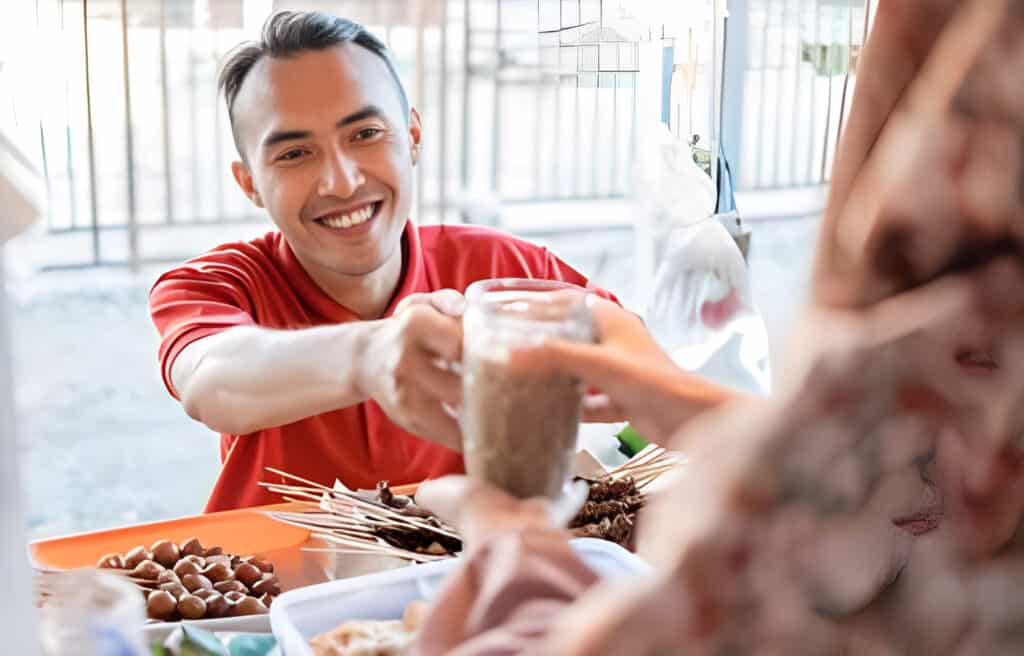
[428,289,468,317]
[392,373,463,451]
[400,305,463,362]
[408,350,462,407]
[409,398,463,452]
[393,292,431,317]
[394,289,467,318]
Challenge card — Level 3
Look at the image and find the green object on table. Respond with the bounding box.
[226,634,278,656]
[153,627,278,656]
[177,627,229,656]
[615,425,648,458]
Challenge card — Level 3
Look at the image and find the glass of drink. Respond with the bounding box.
[461,279,594,499]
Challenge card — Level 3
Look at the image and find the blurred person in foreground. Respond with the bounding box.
[406,0,1024,653]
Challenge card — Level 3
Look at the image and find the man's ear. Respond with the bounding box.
[409,107,423,166]
[231,160,263,208]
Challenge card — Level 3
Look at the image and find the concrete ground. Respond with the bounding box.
[8,213,818,540]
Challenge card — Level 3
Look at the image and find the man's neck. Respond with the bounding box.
[301,238,405,320]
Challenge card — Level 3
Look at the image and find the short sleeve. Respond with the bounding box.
[541,249,621,305]
[149,262,257,399]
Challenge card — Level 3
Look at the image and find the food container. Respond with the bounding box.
[29,493,415,646]
[270,537,648,656]
[462,278,595,499]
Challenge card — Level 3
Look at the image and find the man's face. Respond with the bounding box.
[230,44,419,278]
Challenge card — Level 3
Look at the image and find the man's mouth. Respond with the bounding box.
[313,201,383,230]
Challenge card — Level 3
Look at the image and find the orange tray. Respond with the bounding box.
[30,483,419,573]
[30,502,310,571]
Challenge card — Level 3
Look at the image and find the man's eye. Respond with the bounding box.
[354,127,383,141]
[277,149,306,162]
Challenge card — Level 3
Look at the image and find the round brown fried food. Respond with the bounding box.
[179,537,204,557]
[223,590,247,604]
[214,579,248,595]
[130,560,165,581]
[181,573,213,593]
[229,595,268,616]
[150,540,181,569]
[123,546,150,570]
[233,562,262,587]
[177,594,207,620]
[96,552,123,569]
[204,593,230,618]
[146,589,177,621]
[173,559,201,578]
[159,582,189,600]
[201,562,233,583]
[250,573,280,597]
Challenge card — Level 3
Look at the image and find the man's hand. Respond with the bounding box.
[357,295,464,451]
[514,297,736,444]
[393,289,467,319]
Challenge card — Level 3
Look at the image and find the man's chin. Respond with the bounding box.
[324,258,391,278]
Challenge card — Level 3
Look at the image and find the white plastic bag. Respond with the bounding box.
[635,123,771,396]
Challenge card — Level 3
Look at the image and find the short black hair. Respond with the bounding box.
[218,11,409,160]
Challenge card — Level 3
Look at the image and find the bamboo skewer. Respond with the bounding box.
[259,479,460,540]
[260,448,681,562]
[606,445,675,479]
[301,546,447,564]
[309,532,448,563]
[267,513,376,538]
[285,492,460,541]
[258,470,464,563]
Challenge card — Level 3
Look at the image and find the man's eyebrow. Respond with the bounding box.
[260,106,387,152]
[337,105,387,128]
[261,129,311,151]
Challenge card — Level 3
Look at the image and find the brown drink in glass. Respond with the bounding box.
[462,279,594,499]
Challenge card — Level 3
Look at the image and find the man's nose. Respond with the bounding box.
[318,149,365,198]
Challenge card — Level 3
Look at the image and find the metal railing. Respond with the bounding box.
[8,0,863,269]
[17,0,645,268]
[725,0,871,191]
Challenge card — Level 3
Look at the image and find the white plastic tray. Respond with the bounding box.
[270,538,649,656]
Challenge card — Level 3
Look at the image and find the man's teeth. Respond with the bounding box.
[320,204,375,229]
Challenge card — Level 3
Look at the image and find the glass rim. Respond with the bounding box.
[465,278,589,303]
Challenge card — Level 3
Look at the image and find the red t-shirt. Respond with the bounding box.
[150,221,614,512]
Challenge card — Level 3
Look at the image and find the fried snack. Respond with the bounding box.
[310,611,420,656]
[371,478,646,554]
[96,538,278,621]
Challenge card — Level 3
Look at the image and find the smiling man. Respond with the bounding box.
[149,11,615,512]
